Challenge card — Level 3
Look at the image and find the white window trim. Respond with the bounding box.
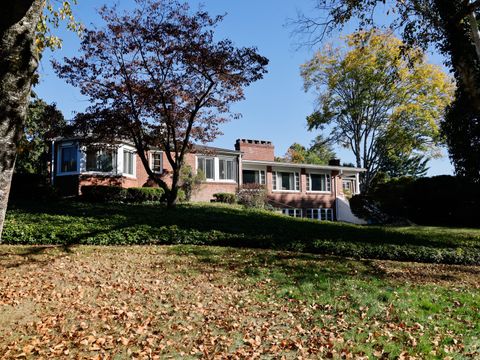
[272,170,300,192]
[81,146,118,176]
[57,142,80,176]
[121,146,137,178]
[306,208,334,221]
[280,208,303,218]
[306,172,332,194]
[149,151,163,174]
[242,167,266,185]
[196,155,237,183]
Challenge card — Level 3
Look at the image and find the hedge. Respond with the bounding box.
[81,185,164,203]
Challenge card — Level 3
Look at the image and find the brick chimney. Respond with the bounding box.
[235,139,275,161]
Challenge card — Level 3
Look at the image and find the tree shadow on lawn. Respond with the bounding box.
[0,244,74,268]
[7,199,480,251]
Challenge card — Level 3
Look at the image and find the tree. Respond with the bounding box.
[16,95,67,176]
[293,0,480,181]
[302,30,454,192]
[281,135,336,164]
[0,1,80,239]
[378,152,429,179]
[53,0,268,207]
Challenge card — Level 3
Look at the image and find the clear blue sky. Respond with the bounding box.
[35,0,454,176]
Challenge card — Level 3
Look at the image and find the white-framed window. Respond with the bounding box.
[123,149,135,175]
[59,145,78,173]
[281,208,303,218]
[197,156,215,180]
[306,208,333,221]
[219,157,236,181]
[242,169,266,185]
[306,173,331,192]
[86,148,116,172]
[273,171,300,191]
[150,152,163,173]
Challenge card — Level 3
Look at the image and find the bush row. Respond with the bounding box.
[81,185,165,203]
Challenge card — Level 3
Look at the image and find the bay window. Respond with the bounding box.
[86,148,116,172]
[306,173,331,192]
[123,149,135,175]
[273,171,300,191]
[60,146,77,173]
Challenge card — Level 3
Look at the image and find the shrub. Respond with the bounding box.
[237,184,267,208]
[213,192,236,204]
[81,185,127,203]
[180,165,204,201]
[126,187,164,203]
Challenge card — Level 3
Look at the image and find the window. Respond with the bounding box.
[307,173,331,192]
[306,208,333,221]
[219,158,236,180]
[197,157,215,180]
[243,169,266,185]
[273,171,300,191]
[151,152,163,173]
[281,208,303,218]
[123,149,135,175]
[60,146,77,173]
[86,148,116,172]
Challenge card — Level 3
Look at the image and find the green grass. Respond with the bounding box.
[3,200,480,264]
[2,245,478,358]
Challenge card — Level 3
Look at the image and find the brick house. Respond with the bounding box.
[52,137,365,223]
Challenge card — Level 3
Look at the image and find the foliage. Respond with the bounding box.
[81,185,164,204]
[350,175,480,227]
[377,151,429,179]
[15,95,67,176]
[179,165,204,202]
[237,184,268,209]
[53,0,268,207]
[280,135,336,165]
[213,192,237,204]
[4,200,480,266]
[302,30,454,191]
[1,245,479,358]
[293,0,480,183]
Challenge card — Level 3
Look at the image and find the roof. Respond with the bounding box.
[242,159,366,173]
[192,144,241,155]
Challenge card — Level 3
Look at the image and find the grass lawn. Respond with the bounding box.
[0,245,479,359]
[3,200,480,264]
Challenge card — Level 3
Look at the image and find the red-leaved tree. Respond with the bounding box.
[54,0,268,206]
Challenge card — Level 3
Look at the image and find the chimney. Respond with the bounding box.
[235,139,275,161]
[328,158,341,166]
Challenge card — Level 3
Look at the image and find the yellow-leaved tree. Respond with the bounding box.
[301,30,455,191]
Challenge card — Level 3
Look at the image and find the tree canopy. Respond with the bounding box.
[279,135,336,165]
[294,0,480,181]
[302,30,454,191]
[54,0,269,206]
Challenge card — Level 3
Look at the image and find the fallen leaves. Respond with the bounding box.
[0,245,478,359]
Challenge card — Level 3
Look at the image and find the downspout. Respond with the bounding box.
[50,140,55,186]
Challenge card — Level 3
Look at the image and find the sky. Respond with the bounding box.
[35,0,454,176]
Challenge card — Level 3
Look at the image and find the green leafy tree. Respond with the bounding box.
[302,30,454,192]
[378,152,429,179]
[293,0,480,182]
[16,95,67,176]
[0,1,80,239]
[281,135,336,165]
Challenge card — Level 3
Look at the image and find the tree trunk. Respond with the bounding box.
[0,0,43,241]
[167,165,180,208]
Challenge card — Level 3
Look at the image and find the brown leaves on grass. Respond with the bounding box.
[0,246,478,359]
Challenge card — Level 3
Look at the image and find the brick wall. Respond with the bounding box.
[235,139,274,161]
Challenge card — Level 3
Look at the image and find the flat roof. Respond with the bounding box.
[242,159,366,172]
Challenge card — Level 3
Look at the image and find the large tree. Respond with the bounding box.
[0,1,79,239]
[54,0,268,207]
[294,0,480,180]
[279,135,336,165]
[302,30,454,191]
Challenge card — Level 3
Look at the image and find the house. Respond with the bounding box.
[51,137,366,223]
